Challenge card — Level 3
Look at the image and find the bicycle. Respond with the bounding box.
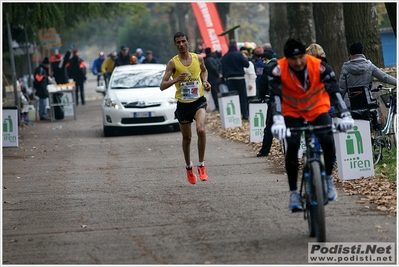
[97,72,108,96]
[367,85,397,165]
[287,123,336,242]
[348,85,394,165]
[379,85,397,147]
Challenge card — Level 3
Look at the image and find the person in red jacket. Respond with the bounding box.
[267,38,354,210]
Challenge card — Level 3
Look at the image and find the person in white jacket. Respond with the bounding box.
[241,49,257,99]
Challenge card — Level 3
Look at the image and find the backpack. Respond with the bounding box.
[347,85,379,110]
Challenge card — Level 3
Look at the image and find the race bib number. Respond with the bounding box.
[180,80,200,100]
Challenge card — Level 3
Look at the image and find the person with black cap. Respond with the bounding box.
[115,45,131,67]
[339,42,397,109]
[256,49,277,157]
[267,37,354,210]
[221,39,250,120]
[33,57,51,120]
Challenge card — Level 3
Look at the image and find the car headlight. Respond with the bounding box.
[104,98,120,109]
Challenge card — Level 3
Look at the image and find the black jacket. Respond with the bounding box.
[204,52,222,85]
[115,51,131,67]
[52,50,71,84]
[68,54,80,81]
[34,64,49,98]
[258,58,277,101]
[221,47,249,79]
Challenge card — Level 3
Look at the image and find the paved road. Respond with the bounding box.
[2,76,396,264]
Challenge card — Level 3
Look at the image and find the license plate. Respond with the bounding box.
[134,112,151,118]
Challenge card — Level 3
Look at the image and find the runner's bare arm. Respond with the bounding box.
[160,59,190,91]
[160,60,177,91]
[198,55,211,91]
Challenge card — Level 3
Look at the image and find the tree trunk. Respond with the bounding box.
[216,3,230,30]
[287,3,315,46]
[384,2,396,37]
[269,3,289,58]
[175,3,190,35]
[168,4,178,36]
[313,3,347,77]
[343,3,384,67]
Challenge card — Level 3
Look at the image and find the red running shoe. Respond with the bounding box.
[197,166,208,181]
[186,165,197,184]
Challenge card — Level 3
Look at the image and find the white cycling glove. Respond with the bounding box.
[271,115,286,140]
[338,112,354,132]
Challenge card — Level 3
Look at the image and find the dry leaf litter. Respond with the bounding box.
[206,111,396,215]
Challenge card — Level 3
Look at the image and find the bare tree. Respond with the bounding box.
[287,3,315,45]
[216,3,230,30]
[313,3,347,77]
[343,3,384,67]
[269,3,289,58]
[384,2,396,37]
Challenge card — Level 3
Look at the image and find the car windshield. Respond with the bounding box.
[110,68,164,89]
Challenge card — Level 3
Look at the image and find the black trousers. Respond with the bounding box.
[259,103,273,155]
[284,113,335,191]
[210,81,220,110]
[75,82,85,105]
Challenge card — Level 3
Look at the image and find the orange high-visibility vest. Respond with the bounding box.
[278,55,330,121]
[35,73,45,82]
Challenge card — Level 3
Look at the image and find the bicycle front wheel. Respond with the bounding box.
[310,161,326,242]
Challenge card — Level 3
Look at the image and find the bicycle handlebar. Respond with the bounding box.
[376,84,396,92]
[286,124,339,138]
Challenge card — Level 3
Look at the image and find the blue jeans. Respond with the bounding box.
[39,97,48,119]
[226,79,248,119]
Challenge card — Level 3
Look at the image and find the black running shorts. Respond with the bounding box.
[175,96,207,124]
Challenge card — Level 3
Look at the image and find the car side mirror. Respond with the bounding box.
[96,85,105,94]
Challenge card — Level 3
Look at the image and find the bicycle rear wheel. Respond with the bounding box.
[372,137,383,165]
[393,113,397,146]
[310,161,326,242]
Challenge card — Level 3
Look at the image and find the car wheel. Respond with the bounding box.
[103,126,114,137]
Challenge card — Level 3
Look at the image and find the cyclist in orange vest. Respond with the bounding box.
[267,38,354,210]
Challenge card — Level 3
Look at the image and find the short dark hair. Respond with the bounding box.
[174,32,188,43]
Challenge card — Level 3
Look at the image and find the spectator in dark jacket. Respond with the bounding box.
[51,50,72,84]
[256,49,277,157]
[67,49,80,81]
[115,45,131,67]
[204,47,222,111]
[142,50,159,63]
[33,57,51,120]
[75,57,87,105]
[253,47,265,98]
[221,39,250,120]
